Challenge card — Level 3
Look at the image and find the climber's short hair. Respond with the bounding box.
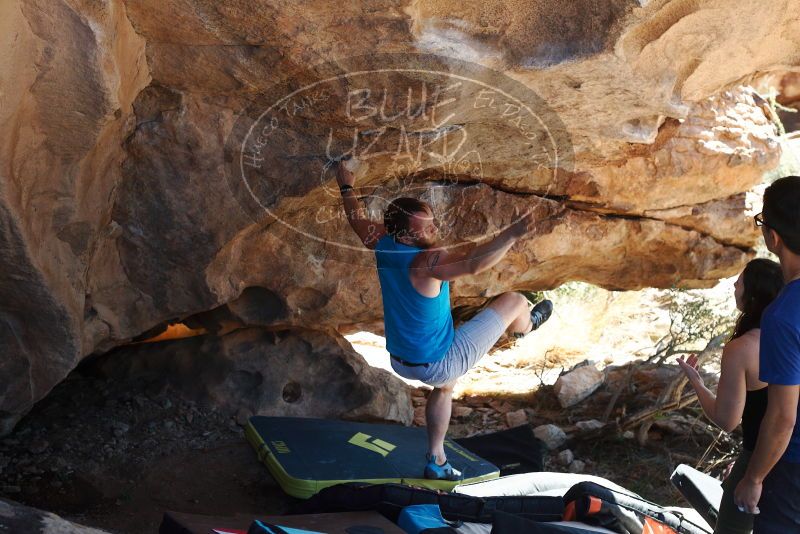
[384,197,432,239]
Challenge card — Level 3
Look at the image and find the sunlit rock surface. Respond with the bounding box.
[1,0,798,431]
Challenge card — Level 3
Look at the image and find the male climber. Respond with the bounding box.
[734,176,800,532]
[336,160,554,480]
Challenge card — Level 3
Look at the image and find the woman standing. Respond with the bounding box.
[678,258,784,534]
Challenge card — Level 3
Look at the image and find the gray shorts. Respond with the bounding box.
[390,308,506,387]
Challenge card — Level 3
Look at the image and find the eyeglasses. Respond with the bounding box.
[754,212,765,228]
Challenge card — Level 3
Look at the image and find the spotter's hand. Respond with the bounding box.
[734,478,762,515]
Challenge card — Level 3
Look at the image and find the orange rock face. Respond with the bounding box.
[0,0,797,431]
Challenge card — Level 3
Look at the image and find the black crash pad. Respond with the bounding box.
[245,416,499,498]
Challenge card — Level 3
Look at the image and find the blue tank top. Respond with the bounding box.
[374,235,454,363]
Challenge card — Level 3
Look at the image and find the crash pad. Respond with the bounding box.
[245,416,499,498]
[670,464,723,529]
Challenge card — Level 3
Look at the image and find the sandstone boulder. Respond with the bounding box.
[91,328,413,425]
[0,0,798,433]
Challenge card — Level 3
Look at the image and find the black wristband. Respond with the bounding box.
[339,184,354,194]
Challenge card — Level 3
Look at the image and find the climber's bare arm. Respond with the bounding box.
[412,211,550,282]
[340,187,386,249]
[336,161,385,249]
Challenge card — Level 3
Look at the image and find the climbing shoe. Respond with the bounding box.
[513,298,553,339]
[530,299,553,330]
[424,454,463,481]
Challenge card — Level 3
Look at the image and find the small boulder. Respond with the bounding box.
[568,459,586,473]
[505,409,528,427]
[554,364,605,408]
[452,406,473,418]
[533,424,567,450]
[488,400,514,413]
[575,419,605,432]
[413,405,426,426]
[557,449,574,466]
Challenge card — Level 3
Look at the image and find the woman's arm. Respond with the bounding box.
[678,355,721,426]
[678,339,748,432]
[712,341,750,431]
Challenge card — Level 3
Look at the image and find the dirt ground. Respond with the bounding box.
[24,441,288,533]
[0,372,294,533]
[0,357,729,533]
